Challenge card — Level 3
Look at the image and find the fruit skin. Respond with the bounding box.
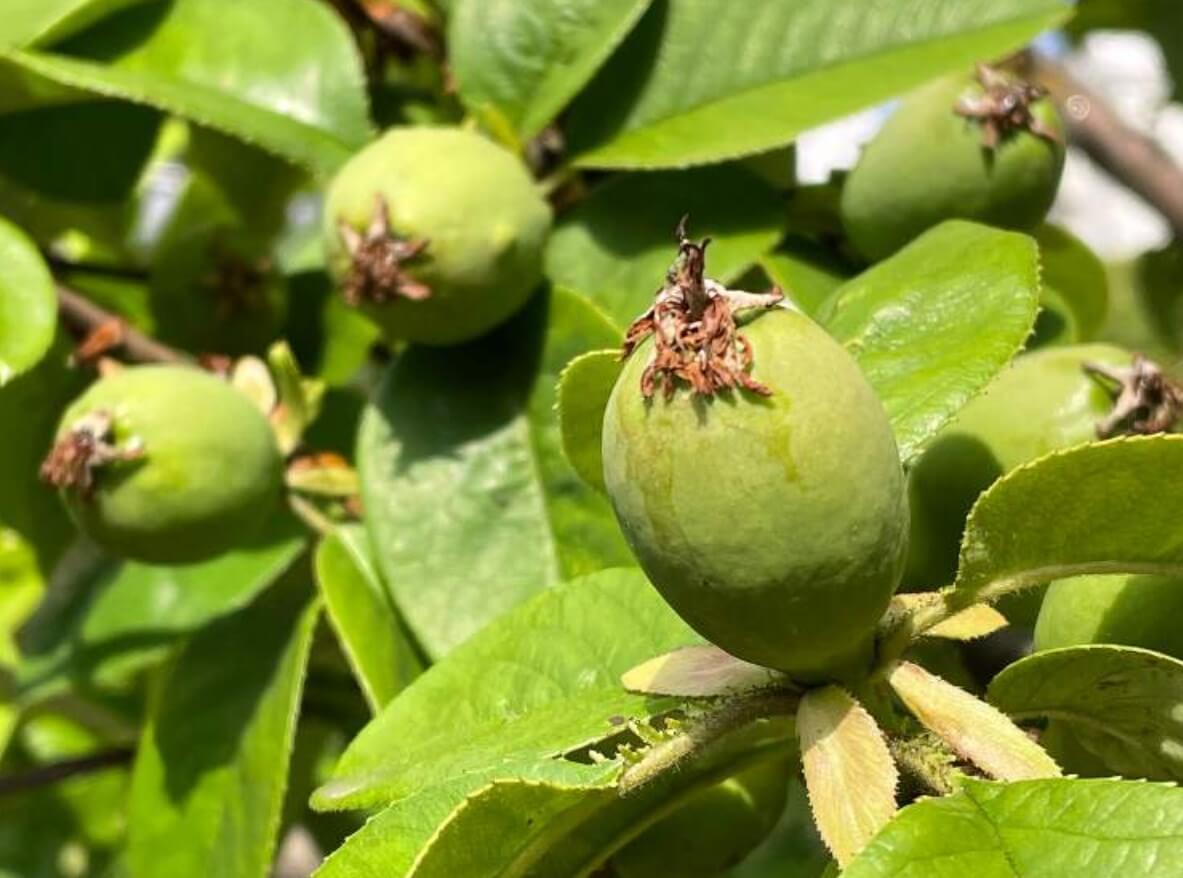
[56,366,284,564]
[841,74,1066,262]
[324,126,552,345]
[602,309,908,679]
[904,343,1130,593]
[612,757,791,877]
[1035,573,1183,659]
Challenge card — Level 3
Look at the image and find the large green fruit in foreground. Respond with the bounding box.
[904,343,1129,592]
[612,758,791,877]
[841,73,1065,261]
[1035,573,1183,658]
[54,366,283,564]
[324,126,552,345]
[602,309,908,679]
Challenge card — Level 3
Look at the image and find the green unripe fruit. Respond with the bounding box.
[1035,573,1183,659]
[603,309,909,679]
[612,758,791,877]
[904,344,1129,592]
[50,366,284,564]
[841,72,1066,261]
[324,126,552,345]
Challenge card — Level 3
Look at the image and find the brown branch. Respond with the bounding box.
[1025,54,1183,239]
[0,747,134,797]
[56,284,191,365]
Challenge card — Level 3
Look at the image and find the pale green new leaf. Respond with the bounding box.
[0,216,56,386]
[843,777,1183,877]
[314,525,424,713]
[819,221,1041,465]
[990,645,1183,781]
[567,0,1070,168]
[311,568,699,813]
[952,436,1183,608]
[357,290,633,658]
[126,573,319,878]
[544,166,783,328]
[1,0,373,174]
[448,0,652,140]
[556,349,620,492]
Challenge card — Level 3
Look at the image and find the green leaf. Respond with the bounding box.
[952,436,1183,608]
[843,777,1183,877]
[0,0,139,48]
[357,289,633,658]
[622,644,785,698]
[557,349,620,492]
[818,221,1041,465]
[0,529,41,671]
[126,571,319,878]
[566,0,1070,169]
[16,516,306,703]
[760,237,853,319]
[1036,223,1109,342]
[1,0,373,175]
[448,0,652,141]
[0,215,56,386]
[543,166,783,328]
[990,645,1183,781]
[314,526,424,714]
[312,568,698,812]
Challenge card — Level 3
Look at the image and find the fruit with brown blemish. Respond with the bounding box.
[324,126,552,345]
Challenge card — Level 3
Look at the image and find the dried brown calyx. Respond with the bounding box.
[39,410,144,499]
[622,218,784,399]
[337,194,431,306]
[954,63,1062,150]
[1085,354,1183,438]
[203,247,274,321]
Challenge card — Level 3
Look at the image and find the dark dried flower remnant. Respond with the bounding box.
[337,194,431,306]
[622,219,784,400]
[39,410,144,499]
[954,63,1062,150]
[1085,354,1183,438]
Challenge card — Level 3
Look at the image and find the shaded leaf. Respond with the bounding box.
[357,289,633,658]
[990,645,1183,781]
[622,644,785,698]
[448,0,652,140]
[952,436,1183,608]
[887,661,1059,781]
[760,238,853,318]
[126,571,319,878]
[1036,223,1109,342]
[567,0,1070,168]
[314,525,423,713]
[2,0,373,174]
[544,166,783,328]
[312,568,698,812]
[797,686,896,867]
[556,349,620,492]
[818,221,1041,464]
[0,215,56,386]
[844,777,1183,877]
[0,0,138,48]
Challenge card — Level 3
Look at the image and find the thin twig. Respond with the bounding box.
[1024,53,1183,239]
[56,284,191,365]
[0,747,134,797]
[44,255,150,282]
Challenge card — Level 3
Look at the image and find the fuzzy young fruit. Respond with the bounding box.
[42,366,284,564]
[324,126,552,345]
[603,283,908,678]
[841,66,1066,261]
[904,344,1131,593]
[1035,573,1183,659]
[612,758,791,877]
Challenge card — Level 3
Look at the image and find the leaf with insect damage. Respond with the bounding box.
[797,685,897,867]
[622,645,787,698]
[888,660,1060,781]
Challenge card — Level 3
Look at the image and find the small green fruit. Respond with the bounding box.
[1035,573,1183,659]
[324,126,552,345]
[44,366,284,564]
[904,344,1130,592]
[612,758,791,877]
[603,308,908,679]
[841,68,1065,261]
